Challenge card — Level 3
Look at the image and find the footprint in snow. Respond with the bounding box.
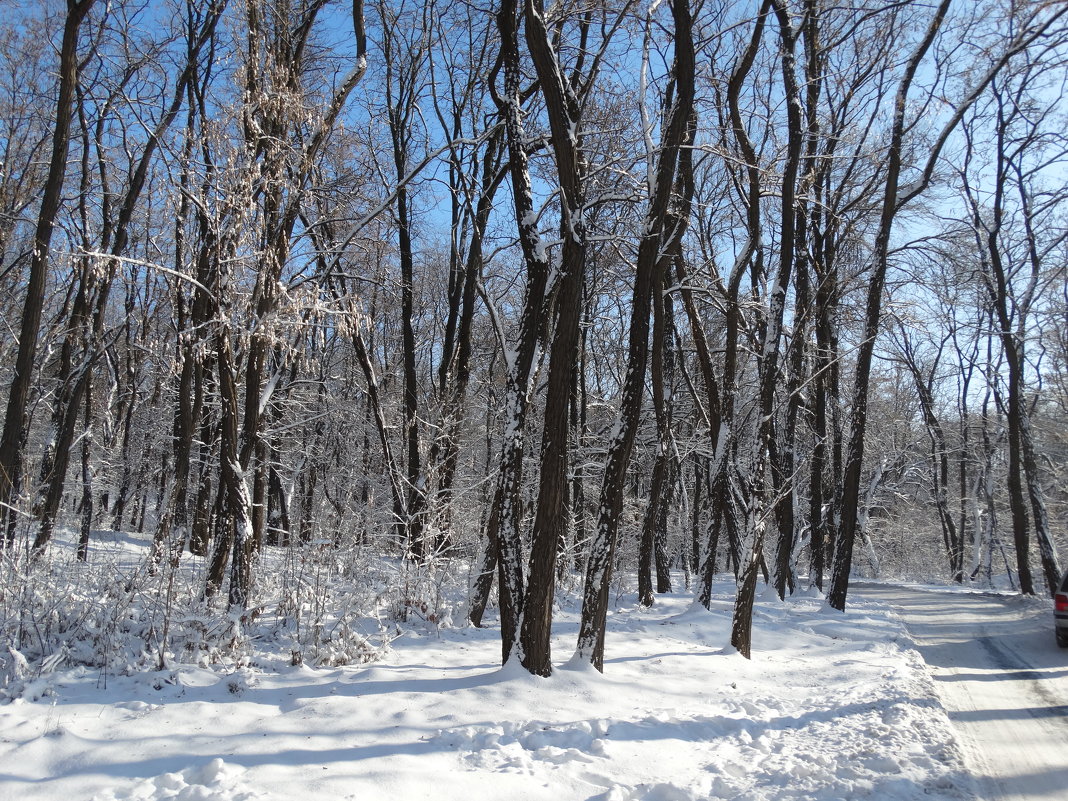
[92,758,261,801]
[437,718,611,772]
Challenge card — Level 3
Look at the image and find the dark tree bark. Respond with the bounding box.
[518,0,594,676]
[215,328,253,610]
[188,379,217,557]
[829,0,952,611]
[730,0,805,659]
[566,301,590,576]
[0,0,96,546]
[770,0,826,600]
[576,0,695,671]
[467,0,552,659]
[639,265,676,605]
[76,380,92,561]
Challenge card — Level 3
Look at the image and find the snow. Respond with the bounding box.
[1,541,983,801]
[533,235,548,264]
[857,583,1068,801]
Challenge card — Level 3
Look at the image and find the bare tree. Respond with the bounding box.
[830,0,1068,609]
[576,0,695,671]
[0,0,97,547]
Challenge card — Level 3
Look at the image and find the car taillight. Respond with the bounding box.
[1056,594,1068,612]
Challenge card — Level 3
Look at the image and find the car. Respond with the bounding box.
[1057,569,1068,648]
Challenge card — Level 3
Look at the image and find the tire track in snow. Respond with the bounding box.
[857,583,1068,801]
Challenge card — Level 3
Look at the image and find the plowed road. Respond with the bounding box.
[858,584,1068,800]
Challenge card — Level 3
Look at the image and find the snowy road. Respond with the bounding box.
[857,583,1068,801]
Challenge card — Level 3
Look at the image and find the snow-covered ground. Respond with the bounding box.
[0,554,982,801]
[857,583,1068,801]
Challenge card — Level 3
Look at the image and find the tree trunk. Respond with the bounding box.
[470,0,552,661]
[639,267,676,605]
[730,0,804,658]
[0,0,96,545]
[829,0,952,611]
[576,0,694,671]
[76,375,93,562]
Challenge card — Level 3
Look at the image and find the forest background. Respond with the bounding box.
[0,0,1066,681]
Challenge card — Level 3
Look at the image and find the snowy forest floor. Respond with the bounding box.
[1,533,1027,801]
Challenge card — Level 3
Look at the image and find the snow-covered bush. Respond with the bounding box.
[0,527,444,694]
